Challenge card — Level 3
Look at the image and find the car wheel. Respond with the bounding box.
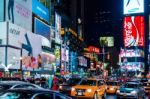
[93,92,98,99]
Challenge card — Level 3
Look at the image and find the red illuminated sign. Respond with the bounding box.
[123,16,144,47]
[88,46,100,53]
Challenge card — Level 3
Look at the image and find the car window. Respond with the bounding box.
[34,93,53,99]
[0,85,12,90]
[0,92,33,99]
[106,82,118,86]
[98,81,104,86]
[79,80,96,86]
[15,84,36,89]
[124,83,138,88]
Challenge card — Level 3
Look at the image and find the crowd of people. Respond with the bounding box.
[26,75,66,91]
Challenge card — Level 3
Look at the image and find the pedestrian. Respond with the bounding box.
[48,75,53,89]
[52,75,59,91]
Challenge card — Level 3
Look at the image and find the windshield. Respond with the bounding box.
[79,80,96,86]
[106,82,118,86]
[124,83,138,88]
[68,78,81,85]
[0,85,12,91]
[0,92,33,99]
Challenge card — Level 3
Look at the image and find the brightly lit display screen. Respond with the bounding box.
[123,16,144,47]
[120,49,144,57]
[121,62,144,71]
[99,37,114,47]
[124,0,144,14]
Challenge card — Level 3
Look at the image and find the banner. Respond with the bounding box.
[123,16,144,47]
[6,0,32,31]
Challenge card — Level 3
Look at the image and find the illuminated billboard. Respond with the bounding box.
[124,0,144,14]
[123,16,144,47]
[34,18,50,40]
[99,37,114,47]
[78,56,87,67]
[120,49,144,57]
[6,0,32,31]
[121,62,144,71]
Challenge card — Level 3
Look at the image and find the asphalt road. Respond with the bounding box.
[106,95,148,99]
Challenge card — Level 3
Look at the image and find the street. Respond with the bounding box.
[106,95,148,99]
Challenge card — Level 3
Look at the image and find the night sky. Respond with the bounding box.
[84,0,123,48]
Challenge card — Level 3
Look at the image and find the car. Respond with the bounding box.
[59,77,81,95]
[0,88,72,99]
[0,81,44,91]
[116,82,145,99]
[142,82,150,94]
[106,81,120,94]
[71,78,106,99]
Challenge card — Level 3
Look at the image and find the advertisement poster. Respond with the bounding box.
[124,0,144,14]
[54,45,61,67]
[0,22,7,45]
[7,23,42,70]
[55,12,61,44]
[34,18,50,40]
[61,47,69,62]
[7,47,21,69]
[22,32,42,70]
[123,16,144,47]
[0,47,5,69]
[6,0,32,31]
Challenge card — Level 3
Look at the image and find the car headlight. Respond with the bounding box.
[87,89,92,93]
[59,86,62,89]
[71,88,75,91]
[131,91,137,95]
[116,90,120,94]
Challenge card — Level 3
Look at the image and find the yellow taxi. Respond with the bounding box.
[106,81,120,94]
[71,78,106,99]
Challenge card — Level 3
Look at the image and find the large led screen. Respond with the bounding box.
[121,62,144,72]
[32,0,49,23]
[99,37,114,47]
[34,18,50,40]
[124,0,144,14]
[120,49,144,57]
[123,16,144,47]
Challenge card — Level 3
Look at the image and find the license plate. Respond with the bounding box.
[77,92,82,96]
[123,94,126,96]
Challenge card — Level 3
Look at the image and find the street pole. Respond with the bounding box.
[102,45,105,69]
